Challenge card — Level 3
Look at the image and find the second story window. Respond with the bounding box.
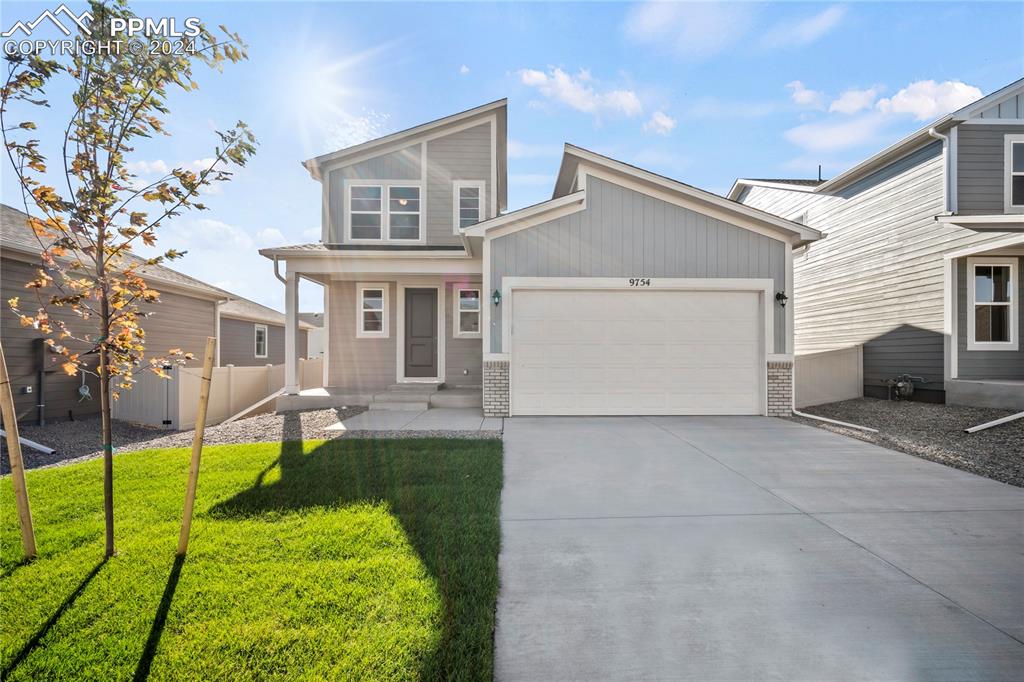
[347,182,422,242]
[454,181,486,233]
[1007,135,1024,213]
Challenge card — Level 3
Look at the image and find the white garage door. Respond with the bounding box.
[510,289,764,416]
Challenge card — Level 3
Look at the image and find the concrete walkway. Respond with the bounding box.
[496,416,1024,681]
[325,407,502,433]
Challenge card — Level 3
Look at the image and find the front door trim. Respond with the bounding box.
[396,279,445,383]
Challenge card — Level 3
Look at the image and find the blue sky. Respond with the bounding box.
[2,1,1022,312]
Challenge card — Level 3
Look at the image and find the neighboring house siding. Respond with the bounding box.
[1,256,216,422]
[218,317,308,366]
[426,123,492,246]
[739,141,1009,396]
[327,281,397,391]
[326,144,422,243]
[489,176,787,353]
[957,123,1024,214]
[444,281,483,387]
[956,256,1024,380]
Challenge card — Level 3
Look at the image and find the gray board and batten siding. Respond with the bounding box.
[488,176,787,354]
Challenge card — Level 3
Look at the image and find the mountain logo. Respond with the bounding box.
[2,4,93,38]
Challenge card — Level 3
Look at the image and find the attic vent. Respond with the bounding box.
[794,211,809,225]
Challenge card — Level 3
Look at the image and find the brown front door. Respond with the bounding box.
[404,288,438,378]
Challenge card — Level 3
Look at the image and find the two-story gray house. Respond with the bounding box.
[731,78,1024,409]
[263,100,821,417]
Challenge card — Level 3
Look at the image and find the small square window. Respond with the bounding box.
[453,182,485,233]
[357,285,389,338]
[455,288,481,337]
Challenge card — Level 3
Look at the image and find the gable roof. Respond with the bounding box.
[302,99,508,211]
[0,203,232,301]
[550,144,822,245]
[729,77,1024,199]
[220,298,314,329]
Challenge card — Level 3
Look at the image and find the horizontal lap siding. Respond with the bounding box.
[328,281,396,391]
[445,281,483,386]
[218,317,307,366]
[1,256,216,422]
[957,256,1024,380]
[740,140,1013,393]
[490,176,786,353]
[957,124,1024,214]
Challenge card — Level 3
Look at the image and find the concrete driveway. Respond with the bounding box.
[495,416,1024,681]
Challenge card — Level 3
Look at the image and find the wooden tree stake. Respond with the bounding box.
[0,342,37,559]
[177,337,216,556]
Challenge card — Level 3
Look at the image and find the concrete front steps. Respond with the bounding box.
[369,384,483,411]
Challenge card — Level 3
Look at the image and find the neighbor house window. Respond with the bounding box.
[1007,135,1024,213]
[453,181,485,233]
[357,284,389,338]
[347,182,422,241]
[454,287,481,337]
[967,257,1018,351]
[254,324,268,358]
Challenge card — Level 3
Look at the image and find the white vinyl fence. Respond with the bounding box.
[114,358,323,430]
[793,346,863,409]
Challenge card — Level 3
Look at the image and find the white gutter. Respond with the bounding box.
[272,255,287,284]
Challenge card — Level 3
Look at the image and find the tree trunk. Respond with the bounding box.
[99,343,114,558]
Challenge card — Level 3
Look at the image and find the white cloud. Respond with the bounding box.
[644,110,677,135]
[125,159,170,176]
[763,5,847,48]
[518,67,643,118]
[624,2,753,59]
[459,64,470,76]
[507,139,561,159]
[255,227,287,246]
[786,81,825,109]
[686,96,777,119]
[829,86,881,114]
[784,113,887,153]
[325,110,391,150]
[875,80,982,121]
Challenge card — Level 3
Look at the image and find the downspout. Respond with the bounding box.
[928,127,950,214]
[272,255,287,284]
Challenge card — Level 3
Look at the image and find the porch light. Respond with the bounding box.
[775,291,788,307]
[492,289,502,306]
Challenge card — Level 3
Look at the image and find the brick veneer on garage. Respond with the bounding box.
[767,360,793,417]
[483,360,509,417]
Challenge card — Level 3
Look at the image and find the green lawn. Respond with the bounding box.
[0,437,503,680]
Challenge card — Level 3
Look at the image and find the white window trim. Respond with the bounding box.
[344,180,425,244]
[254,324,268,359]
[1004,134,1024,214]
[453,286,482,338]
[966,256,1018,351]
[356,283,390,339]
[386,185,423,241]
[453,180,486,234]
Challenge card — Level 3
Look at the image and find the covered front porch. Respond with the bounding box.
[261,243,485,411]
[943,234,1024,409]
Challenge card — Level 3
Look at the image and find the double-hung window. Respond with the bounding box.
[454,287,481,337]
[254,324,268,358]
[967,257,1018,351]
[357,284,389,338]
[347,182,422,241]
[453,181,485,233]
[1006,135,1024,213]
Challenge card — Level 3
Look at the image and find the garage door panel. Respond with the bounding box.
[511,288,764,416]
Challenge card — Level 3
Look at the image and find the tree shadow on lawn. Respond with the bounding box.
[204,430,502,680]
[2,558,108,678]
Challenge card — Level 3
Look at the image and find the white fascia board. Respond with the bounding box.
[935,215,1024,230]
[727,179,820,200]
[462,191,586,238]
[259,247,472,259]
[283,255,482,276]
[304,100,507,179]
[562,145,822,243]
[950,78,1024,120]
[942,234,1024,260]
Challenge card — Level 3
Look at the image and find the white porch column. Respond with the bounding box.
[284,270,300,394]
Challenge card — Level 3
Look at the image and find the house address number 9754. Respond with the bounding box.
[628,278,652,287]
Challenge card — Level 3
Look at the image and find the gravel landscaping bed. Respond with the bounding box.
[2,406,367,473]
[792,397,1023,487]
